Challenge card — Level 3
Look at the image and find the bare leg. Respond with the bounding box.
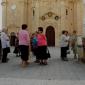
[21,61,27,67]
[43,60,48,65]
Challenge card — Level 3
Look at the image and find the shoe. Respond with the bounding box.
[61,58,65,61]
[22,64,27,68]
[19,54,21,56]
[63,58,68,61]
[43,62,48,65]
[34,60,40,63]
[16,55,19,57]
[74,56,77,59]
[2,61,8,63]
[26,62,29,65]
[67,51,70,54]
[7,58,9,61]
[39,62,44,65]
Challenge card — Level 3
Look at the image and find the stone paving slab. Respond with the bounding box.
[0,47,85,84]
[0,78,85,85]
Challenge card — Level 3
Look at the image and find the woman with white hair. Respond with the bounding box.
[1,29,10,63]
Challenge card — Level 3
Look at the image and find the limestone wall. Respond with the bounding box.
[2,0,83,46]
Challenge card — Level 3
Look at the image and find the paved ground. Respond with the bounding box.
[0,47,85,85]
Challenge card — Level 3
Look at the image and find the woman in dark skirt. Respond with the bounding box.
[18,24,30,67]
[19,45,29,61]
[37,27,48,65]
[13,36,21,57]
[10,32,16,46]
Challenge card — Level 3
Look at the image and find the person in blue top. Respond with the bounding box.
[31,32,39,63]
[32,34,38,48]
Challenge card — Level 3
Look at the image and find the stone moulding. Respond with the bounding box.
[1,2,7,6]
[40,11,60,21]
[47,12,53,17]
[41,16,46,21]
[55,16,60,20]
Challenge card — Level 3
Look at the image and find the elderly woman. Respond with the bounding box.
[1,29,10,63]
[10,32,16,46]
[60,30,69,61]
[37,27,48,65]
[18,24,30,67]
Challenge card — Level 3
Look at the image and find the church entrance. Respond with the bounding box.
[46,26,55,46]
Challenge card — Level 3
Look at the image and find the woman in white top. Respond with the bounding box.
[1,29,10,63]
[60,30,69,61]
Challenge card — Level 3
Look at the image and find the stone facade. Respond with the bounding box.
[1,0,84,46]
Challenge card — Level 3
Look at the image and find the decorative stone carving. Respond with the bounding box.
[11,4,16,11]
[1,1,7,6]
[40,11,60,21]
[55,16,60,20]
[2,0,83,46]
[47,12,53,17]
[41,16,46,21]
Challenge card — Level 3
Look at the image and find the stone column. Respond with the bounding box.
[76,1,83,35]
[2,0,7,29]
[0,0,2,31]
[77,0,85,63]
[27,0,33,33]
[83,0,85,35]
[73,1,77,31]
[23,0,28,25]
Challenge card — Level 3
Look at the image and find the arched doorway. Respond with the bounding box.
[46,26,55,46]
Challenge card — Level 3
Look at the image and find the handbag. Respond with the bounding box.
[46,48,51,58]
[6,47,10,53]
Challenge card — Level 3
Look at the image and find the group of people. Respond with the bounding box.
[19,25,49,67]
[60,30,78,61]
[0,24,79,67]
[0,24,50,67]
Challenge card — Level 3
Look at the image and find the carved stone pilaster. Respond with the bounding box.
[83,0,85,35]
[1,0,7,28]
